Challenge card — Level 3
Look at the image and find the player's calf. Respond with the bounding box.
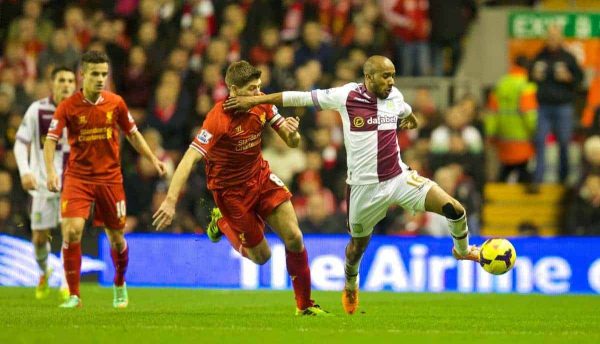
[443,202,471,256]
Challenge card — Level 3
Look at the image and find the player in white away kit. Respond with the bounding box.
[13,67,76,300]
[224,56,481,314]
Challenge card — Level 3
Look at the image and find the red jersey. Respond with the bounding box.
[46,90,138,184]
[190,101,285,190]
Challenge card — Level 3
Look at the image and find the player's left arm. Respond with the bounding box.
[117,97,166,177]
[264,103,301,148]
[274,116,301,148]
[399,112,418,130]
[125,130,167,177]
[398,102,417,130]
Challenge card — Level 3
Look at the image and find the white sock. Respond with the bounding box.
[35,241,50,274]
[447,212,469,255]
[344,260,361,290]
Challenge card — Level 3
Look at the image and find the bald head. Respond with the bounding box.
[363,55,394,76]
[363,55,396,99]
[546,24,563,51]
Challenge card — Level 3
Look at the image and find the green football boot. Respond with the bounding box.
[206,208,224,243]
[35,268,52,300]
[295,304,333,316]
[113,283,129,308]
[59,295,82,308]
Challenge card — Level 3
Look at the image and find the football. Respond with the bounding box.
[479,238,517,275]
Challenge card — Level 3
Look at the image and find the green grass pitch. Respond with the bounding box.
[2,284,599,344]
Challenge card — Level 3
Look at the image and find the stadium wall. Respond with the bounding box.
[3,233,599,294]
[92,234,600,294]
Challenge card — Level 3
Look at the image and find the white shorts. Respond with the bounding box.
[30,195,61,231]
[347,170,435,237]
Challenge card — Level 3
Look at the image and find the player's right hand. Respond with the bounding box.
[21,173,38,190]
[152,198,176,231]
[47,171,60,192]
[223,96,254,112]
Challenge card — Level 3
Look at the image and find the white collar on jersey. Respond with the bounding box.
[81,90,104,105]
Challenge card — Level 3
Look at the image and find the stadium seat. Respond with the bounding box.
[482,183,566,236]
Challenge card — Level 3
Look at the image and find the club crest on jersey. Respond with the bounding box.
[353,117,365,128]
[49,119,58,130]
[260,112,266,124]
[106,111,113,124]
[197,129,213,144]
[234,125,242,133]
[78,116,87,125]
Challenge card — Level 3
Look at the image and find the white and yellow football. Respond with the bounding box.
[479,238,517,275]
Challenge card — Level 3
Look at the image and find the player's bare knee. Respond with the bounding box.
[253,251,271,265]
[282,231,303,252]
[106,229,125,247]
[109,238,126,251]
[442,200,465,220]
[63,224,79,239]
[32,234,47,247]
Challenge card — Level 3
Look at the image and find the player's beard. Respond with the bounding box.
[377,86,391,99]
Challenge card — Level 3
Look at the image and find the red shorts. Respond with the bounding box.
[61,177,127,230]
[212,168,291,248]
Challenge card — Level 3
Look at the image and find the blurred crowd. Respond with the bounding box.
[0,0,597,237]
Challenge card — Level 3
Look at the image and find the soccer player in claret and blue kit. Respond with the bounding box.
[14,66,76,300]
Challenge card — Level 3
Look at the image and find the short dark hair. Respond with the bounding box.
[81,50,110,68]
[225,60,261,88]
[50,66,75,80]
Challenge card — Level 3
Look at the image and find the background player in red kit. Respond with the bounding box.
[152,61,329,316]
[44,51,167,308]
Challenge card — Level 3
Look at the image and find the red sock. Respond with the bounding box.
[110,242,129,286]
[286,249,313,310]
[218,218,248,258]
[62,241,82,297]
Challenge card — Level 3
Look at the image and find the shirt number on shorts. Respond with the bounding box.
[269,173,285,187]
[116,200,127,218]
[406,172,427,188]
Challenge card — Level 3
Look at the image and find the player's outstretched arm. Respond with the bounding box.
[126,130,167,177]
[152,148,203,231]
[275,116,301,148]
[223,92,284,112]
[224,91,316,112]
[43,139,59,192]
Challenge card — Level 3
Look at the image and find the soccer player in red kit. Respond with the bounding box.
[152,61,330,316]
[43,51,167,308]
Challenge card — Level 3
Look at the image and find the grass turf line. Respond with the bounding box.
[1,285,599,343]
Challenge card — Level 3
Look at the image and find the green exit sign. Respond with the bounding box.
[509,11,600,38]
